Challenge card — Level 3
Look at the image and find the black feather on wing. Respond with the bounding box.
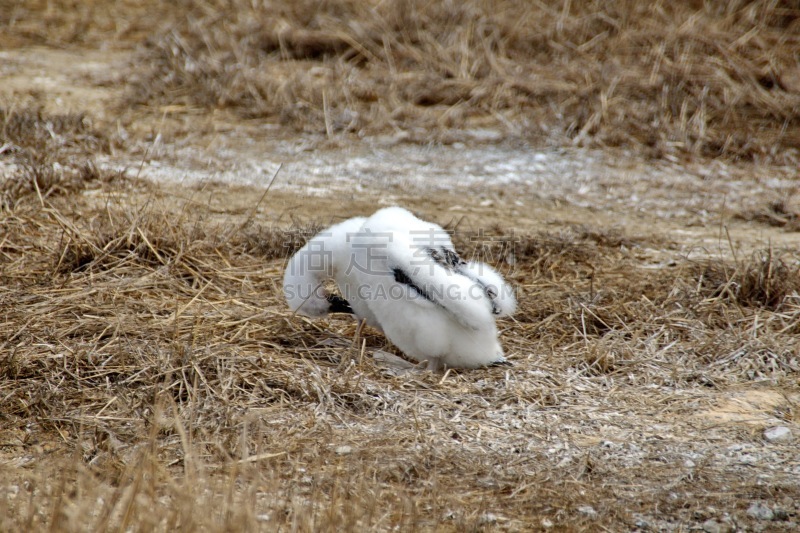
[449,258,503,316]
[469,276,502,315]
[392,267,437,303]
[426,247,466,271]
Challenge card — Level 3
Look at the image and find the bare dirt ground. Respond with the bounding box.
[1,1,799,531]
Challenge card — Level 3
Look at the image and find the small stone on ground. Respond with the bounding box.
[763,426,793,443]
[746,501,774,521]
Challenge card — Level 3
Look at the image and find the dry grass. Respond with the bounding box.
[692,248,800,312]
[2,1,800,530]
[736,197,800,231]
[1,167,799,529]
[127,0,800,162]
[0,0,179,48]
[0,106,119,208]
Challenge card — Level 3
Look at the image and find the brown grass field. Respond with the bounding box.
[1,1,799,531]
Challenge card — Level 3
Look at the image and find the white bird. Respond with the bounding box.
[283,207,516,370]
[283,216,382,329]
[349,207,516,370]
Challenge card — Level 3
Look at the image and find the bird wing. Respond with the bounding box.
[385,243,494,331]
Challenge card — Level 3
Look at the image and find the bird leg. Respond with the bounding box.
[422,357,443,372]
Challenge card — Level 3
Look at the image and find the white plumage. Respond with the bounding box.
[283,207,516,370]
